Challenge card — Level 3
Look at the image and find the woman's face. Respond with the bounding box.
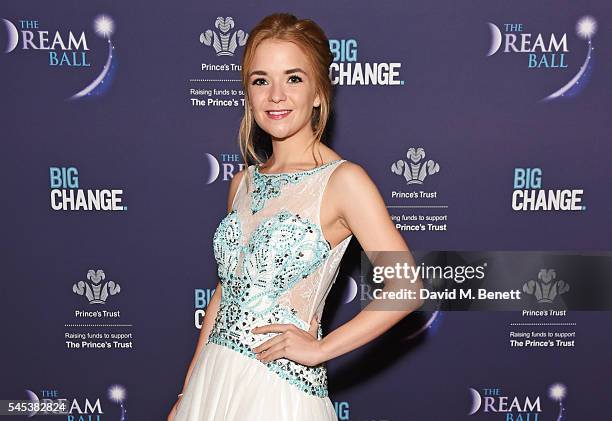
[247,38,320,140]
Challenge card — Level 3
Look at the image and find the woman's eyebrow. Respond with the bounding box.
[248,68,307,77]
[284,67,306,75]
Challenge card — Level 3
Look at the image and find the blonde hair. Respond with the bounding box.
[238,13,333,189]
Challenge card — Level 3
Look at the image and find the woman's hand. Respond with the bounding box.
[251,315,326,366]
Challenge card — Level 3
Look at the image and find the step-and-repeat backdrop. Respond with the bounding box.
[2,1,611,419]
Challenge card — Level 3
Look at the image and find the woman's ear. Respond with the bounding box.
[314,93,321,108]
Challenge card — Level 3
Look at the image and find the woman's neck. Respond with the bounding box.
[267,127,324,167]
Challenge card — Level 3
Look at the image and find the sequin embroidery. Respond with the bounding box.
[208,159,349,398]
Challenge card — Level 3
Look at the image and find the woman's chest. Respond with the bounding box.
[212,208,331,300]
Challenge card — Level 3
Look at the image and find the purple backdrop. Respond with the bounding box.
[1,0,611,419]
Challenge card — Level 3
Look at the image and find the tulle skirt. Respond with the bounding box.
[174,342,338,421]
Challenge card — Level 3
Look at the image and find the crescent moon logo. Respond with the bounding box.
[468,387,482,415]
[204,153,220,184]
[487,22,502,56]
[25,389,40,417]
[2,18,19,53]
[343,276,358,303]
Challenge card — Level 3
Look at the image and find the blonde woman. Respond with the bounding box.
[169,12,421,421]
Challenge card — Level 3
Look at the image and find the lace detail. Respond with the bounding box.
[251,159,343,214]
[209,159,352,397]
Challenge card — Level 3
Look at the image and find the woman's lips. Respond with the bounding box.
[265,110,292,120]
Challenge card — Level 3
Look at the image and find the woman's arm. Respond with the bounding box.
[169,281,222,420]
[178,280,222,394]
[252,161,424,366]
[317,161,424,361]
[178,168,246,393]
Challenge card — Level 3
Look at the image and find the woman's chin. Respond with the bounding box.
[262,128,296,141]
[255,117,309,141]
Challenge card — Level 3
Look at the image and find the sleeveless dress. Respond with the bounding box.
[175,158,352,421]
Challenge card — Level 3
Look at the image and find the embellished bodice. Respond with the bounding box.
[207,158,352,397]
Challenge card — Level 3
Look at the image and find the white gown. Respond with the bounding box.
[174,159,352,421]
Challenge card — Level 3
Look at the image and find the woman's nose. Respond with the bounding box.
[269,83,286,103]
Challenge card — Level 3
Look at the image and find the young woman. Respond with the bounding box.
[169,13,422,421]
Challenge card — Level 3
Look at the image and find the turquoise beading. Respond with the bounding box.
[208,159,349,397]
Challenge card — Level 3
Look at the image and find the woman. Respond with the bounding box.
[169,12,422,421]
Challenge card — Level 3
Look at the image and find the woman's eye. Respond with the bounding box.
[251,76,302,85]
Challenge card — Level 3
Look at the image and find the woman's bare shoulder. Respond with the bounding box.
[329,159,383,208]
[331,159,370,187]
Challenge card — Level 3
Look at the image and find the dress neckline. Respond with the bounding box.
[255,158,344,176]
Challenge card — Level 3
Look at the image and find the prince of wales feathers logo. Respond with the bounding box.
[200,17,248,56]
[73,269,121,304]
[391,147,440,184]
[522,268,570,304]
